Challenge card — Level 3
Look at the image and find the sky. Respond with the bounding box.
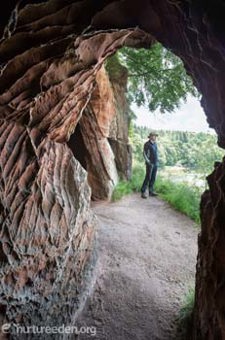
[132,95,215,134]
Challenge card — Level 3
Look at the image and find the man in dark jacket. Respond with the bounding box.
[141,132,159,198]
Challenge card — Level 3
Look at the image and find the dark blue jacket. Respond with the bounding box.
[143,140,158,165]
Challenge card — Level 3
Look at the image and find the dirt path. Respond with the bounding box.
[76,194,198,340]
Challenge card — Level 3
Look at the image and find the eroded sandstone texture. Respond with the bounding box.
[0,1,153,335]
[1,0,225,339]
[68,61,131,200]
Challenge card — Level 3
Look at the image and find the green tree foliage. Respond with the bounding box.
[118,43,199,113]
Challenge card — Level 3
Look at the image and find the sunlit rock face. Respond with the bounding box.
[68,65,119,201]
[106,56,132,181]
[1,0,225,338]
[68,62,131,201]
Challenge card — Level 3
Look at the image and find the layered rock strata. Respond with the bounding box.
[1,1,225,339]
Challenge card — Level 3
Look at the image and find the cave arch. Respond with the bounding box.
[1,1,225,338]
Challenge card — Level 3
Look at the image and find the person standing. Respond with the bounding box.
[141,132,159,198]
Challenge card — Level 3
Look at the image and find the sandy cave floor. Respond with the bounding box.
[75,193,198,340]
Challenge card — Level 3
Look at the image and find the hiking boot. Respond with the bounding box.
[141,192,148,199]
[149,192,158,197]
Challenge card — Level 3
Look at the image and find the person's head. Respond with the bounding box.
[148,132,158,142]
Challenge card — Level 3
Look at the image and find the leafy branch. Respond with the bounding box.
[116,43,199,113]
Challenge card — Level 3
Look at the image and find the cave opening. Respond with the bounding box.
[1,1,225,338]
[67,123,87,171]
[67,39,224,338]
[64,39,209,338]
[67,37,222,208]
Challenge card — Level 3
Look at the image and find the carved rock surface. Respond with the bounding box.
[1,1,225,339]
[74,60,132,200]
[0,2,152,331]
[107,55,132,180]
[0,123,96,334]
[194,161,225,340]
[73,65,119,201]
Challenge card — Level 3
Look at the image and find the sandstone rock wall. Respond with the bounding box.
[1,1,225,338]
[194,160,225,340]
[67,65,120,201]
[106,55,133,180]
[0,2,152,331]
[68,56,132,200]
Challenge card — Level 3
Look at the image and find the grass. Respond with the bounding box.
[111,165,145,201]
[112,165,201,225]
[176,287,195,339]
[155,176,201,224]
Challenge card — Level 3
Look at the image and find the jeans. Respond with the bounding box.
[141,163,158,194]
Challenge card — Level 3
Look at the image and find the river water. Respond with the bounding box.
[159,166,208,191]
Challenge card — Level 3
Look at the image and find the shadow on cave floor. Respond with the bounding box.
[75,193,198,340]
